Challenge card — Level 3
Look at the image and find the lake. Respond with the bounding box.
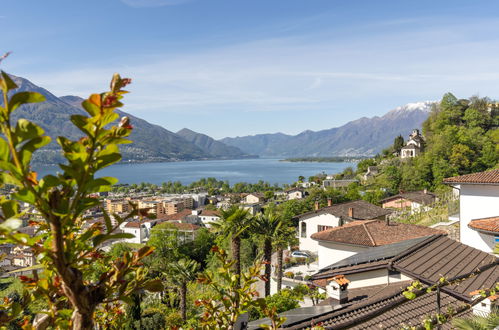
[33,158,356,186]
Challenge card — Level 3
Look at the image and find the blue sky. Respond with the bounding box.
[2,0,499,138]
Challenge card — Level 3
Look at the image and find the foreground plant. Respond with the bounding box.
[0,66,161,329]
[196,247,286,330]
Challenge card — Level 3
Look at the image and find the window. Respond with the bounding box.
[317,225,333,232]
[300,222,307,238]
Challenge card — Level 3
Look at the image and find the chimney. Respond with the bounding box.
[423,189,427,194]
[326,275,350,304]
[327,198,332,207]
[348,207,354,218]
[314,201,320,211]
[386,215,390,226]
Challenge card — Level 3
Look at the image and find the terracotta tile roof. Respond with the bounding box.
[124,222,141,228]
[311,220,444,247]
[381,190,437,205]
[157,209,193,221]
[443,169,499,184]
[199,209,220,217]
[331,275,350,286]
[297,200,392,222]
[468,216,499,234]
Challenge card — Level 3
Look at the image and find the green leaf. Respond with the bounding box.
[0,71,18,92]
[8,92,45,113]
[403,291,416,300]
[102,209,113,234]
[38,175,61,191]
[81,99,100,116]
[15,119,45,141]
[0,200,19,219]
[19,136,51,167]
[0,138,8,161]
[86,177,119,193]
[0,218,22,231]
[12,188,36,205]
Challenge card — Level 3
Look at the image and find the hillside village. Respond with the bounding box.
[0,72,497,328]
[2,151,497,328]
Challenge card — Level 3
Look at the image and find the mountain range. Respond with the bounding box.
[8,75,435,163]
[220,101,435,157]
[8,76,253,163]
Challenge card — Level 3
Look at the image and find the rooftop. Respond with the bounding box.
[443,169,499,185]
[310,220,444,247]
[380,190,437,205]
[297,200,391,222]
[468,216,499,234]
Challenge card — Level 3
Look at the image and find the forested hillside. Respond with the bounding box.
[369,93,498,192]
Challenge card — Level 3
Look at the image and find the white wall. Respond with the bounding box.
[200,215,219,227]
[299,213,341,253]
[317,242,368,269]
[343,269,413,289]
[459,184,499,253]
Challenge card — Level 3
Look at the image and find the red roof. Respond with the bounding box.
[443,169,499,184]
[468,216,499,234]
[311,220,445,247]
[200,209,220,217]
[157,209,193,221]
[124,222,141,228]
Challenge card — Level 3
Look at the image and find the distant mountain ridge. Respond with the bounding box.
[220,101,435,157]
[8,76,252,163]
[176,128,255,159]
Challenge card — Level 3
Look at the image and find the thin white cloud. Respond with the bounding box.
[121,0,192,8]
[26,16,499,124]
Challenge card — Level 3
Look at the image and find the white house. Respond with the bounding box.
[444,169,499,253]
[286,188,305,200]
[243,193,265,204]
[120,221,156,244]
[400,129,424,159]
[197,209,221,227]
[296,200,391,254]
[311,220,444,269]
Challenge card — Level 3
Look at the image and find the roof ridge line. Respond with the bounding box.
[363,222,376,246]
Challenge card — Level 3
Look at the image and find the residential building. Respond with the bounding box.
[400,129,424,159]
[286,188,306,200]
[105,199,129,213]
[363,166,379,181]
[380,189,437,213]
[243,193,265,204]
[296,200,392,254]
[197,209,221,227]
[251,235,498,329]
[311,220,444,268]
[159,222,200,242]
[443,169,499,254]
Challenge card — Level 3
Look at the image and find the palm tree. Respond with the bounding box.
[251,208,285,297]
[452,310,499,329]
[273,223,298,292]
[211,206,252,283]
[168,258,200,322]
